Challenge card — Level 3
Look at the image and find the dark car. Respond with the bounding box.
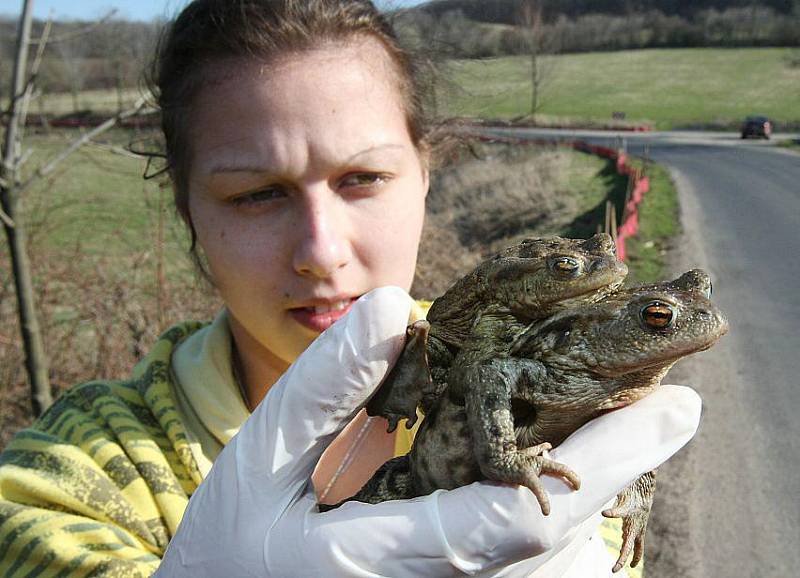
[741,116,772,139]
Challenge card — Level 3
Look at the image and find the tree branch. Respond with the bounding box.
[19,16,54,139]
[1,0,54,415]
[18,97,148,193]
[27,9,118,44]
[1,17,51,122]
[85,140,145,160]
[0,202,14,228]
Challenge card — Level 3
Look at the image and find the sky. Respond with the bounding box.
[0,0,429,22]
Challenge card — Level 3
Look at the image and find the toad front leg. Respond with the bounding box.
[603,469,657,572]
[366,320,433,432]
[461,359,580,515]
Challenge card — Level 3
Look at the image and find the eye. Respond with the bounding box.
[640,301,675,330]
[231,186,287,207]
[339,173,388,189]
[550,256,582,277]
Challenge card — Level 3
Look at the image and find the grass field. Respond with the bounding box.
[18,129,193,274]
[557,150,677,282]
[30,88,145,117]
[36,48,800,129]
[777,138,800,152]
[440,47,800,129]
[622,162,680,283]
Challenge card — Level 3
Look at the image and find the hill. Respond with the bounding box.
[439,47,800,129]
[394,0,800,56]
[412,0,798,24]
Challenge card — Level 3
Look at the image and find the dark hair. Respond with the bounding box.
[148,0,434,264]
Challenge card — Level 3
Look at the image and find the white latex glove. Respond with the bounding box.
[156,286,701,577]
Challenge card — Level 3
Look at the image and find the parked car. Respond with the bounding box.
[741,115,772,139]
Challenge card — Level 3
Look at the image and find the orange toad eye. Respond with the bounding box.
[641,301,675,329]
[551,256,581,276]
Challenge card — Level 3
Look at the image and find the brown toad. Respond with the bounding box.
[339,269,728,572]
[367,233,628,431]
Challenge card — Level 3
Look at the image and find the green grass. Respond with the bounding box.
[440,47,800,130]
[31,88,145,116]
[17,129,194,277]
[33,48,800,129]
[622,161,680,282]
[554,149,678,281]
[776,138,800,152]
[561,151,629,240]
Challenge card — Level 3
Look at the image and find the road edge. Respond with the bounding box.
[644,165,708,578]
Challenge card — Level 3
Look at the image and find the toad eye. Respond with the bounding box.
[550,256,581,277]
[641,301,675,329]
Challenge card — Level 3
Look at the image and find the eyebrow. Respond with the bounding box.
[208,143,407,175]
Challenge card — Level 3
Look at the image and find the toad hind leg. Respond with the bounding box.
[602,469,657,572]
[463,360,580,516]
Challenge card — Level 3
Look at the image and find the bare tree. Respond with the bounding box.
[1,0,52,415]
[54,35,89,112]
[1,0,146,416]
[518,0,559,119]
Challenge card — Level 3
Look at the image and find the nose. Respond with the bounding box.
[292,193,352,279]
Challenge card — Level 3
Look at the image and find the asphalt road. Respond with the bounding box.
[487,128,800,578]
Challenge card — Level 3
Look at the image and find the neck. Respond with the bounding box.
[227,314,290,411]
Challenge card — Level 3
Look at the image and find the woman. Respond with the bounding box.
[0,1,700,576]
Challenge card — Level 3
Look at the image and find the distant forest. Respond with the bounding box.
[413,0,799,23]
[0,0,798,95]
[396,0,800,58]
[0,18,159,97]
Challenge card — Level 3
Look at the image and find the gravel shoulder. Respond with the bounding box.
[645,166,719,578]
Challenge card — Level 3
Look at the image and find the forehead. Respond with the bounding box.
[188,38,411,169]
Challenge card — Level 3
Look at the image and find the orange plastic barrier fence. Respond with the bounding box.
[469,130,649,261]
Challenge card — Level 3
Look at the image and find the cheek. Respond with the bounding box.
[190,200,287,292]
[357,180,426,286]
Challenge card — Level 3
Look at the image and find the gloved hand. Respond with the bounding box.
[156,286,701,577]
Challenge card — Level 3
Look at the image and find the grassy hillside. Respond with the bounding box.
[440,47,800,129]
[18,131,188,268]
[31,48,800,129]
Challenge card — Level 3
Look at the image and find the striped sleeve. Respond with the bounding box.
[0,322,206,577]
[0,501,160,577]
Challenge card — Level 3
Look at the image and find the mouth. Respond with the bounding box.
[288,296,359,333]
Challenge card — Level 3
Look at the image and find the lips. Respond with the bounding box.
[289,297,358,333]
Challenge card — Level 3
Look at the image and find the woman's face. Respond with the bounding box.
[187,39,428,370]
